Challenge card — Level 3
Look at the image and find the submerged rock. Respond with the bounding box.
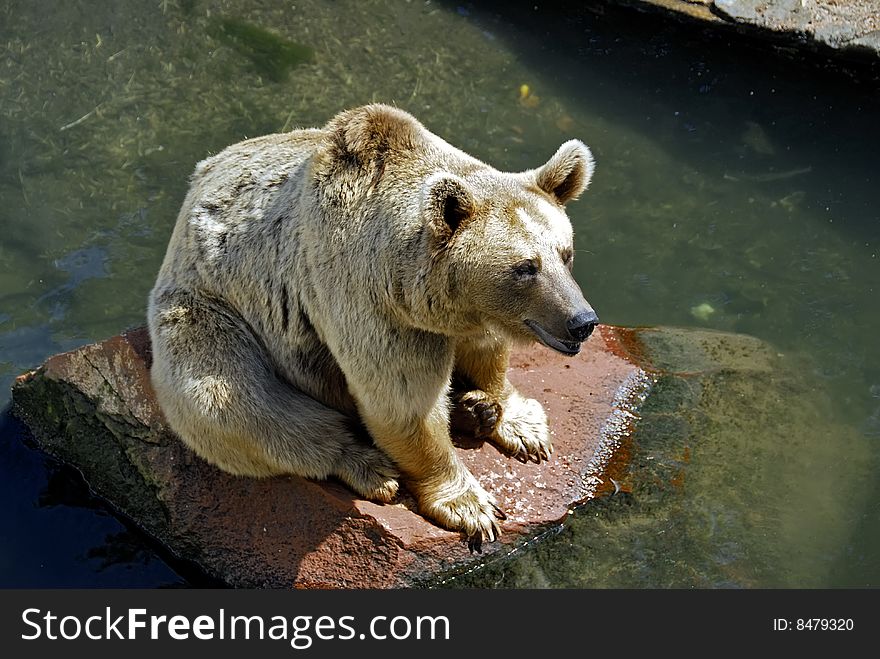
[449,327,871,588]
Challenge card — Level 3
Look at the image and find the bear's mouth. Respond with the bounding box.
[524,320,581,356]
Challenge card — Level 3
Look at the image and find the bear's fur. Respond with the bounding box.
[148,104,597,549]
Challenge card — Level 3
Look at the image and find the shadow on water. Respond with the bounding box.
[0,407,213,587]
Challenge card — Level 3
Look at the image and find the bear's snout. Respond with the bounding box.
[566,309,599,342]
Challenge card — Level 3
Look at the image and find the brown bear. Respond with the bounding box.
[147,104,598,550]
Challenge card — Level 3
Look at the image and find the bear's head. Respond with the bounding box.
[314,104,598,354]
[421,139,599,355]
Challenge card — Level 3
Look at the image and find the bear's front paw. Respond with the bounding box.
[332,444,400,503]
[450,389,501,439]
[491,394,552,464]
[420,477,506,553]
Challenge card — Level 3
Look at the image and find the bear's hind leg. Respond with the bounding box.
[148,291,398,501]
[330,440,400,502]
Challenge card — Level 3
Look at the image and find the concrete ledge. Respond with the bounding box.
[609,0,880,60]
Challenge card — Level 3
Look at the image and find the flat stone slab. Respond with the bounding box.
[612,0,880,60]
[11,326,651,588]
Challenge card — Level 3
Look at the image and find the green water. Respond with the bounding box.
[0,0,877,587]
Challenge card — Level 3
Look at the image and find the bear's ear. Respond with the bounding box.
[534,139,594,205]
[421,173,476,235]
[327,104,420,164]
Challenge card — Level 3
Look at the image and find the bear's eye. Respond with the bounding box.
[561,248,574,269]
[512,259,539,279]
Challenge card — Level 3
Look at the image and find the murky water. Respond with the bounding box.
[1,0,877,587]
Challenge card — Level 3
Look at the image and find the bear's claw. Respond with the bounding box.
[466,506,504,554]
[450,390,502,439]
[492,395,553,465]
[421,478,505,553]
[452,390,552,464]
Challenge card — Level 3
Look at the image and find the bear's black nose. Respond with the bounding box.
[567,309,599,342]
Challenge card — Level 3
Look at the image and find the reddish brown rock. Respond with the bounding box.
[11,326,650,588]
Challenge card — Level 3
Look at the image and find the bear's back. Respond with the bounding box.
[154,128,324,293]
